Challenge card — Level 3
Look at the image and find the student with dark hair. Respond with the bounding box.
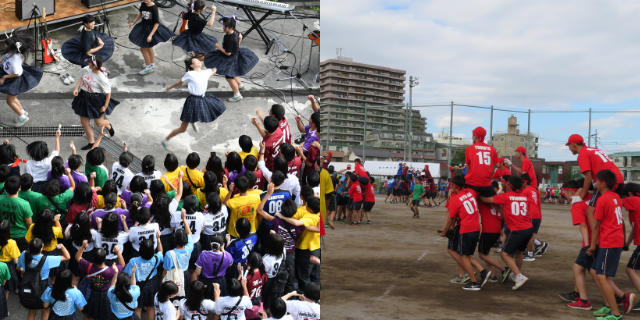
[258,150,302,206]
[257,175,292,246]
[92,192,130,232]
[243,155,264,190]
[281,283,320,320]
[25,129,61,192]
[25,209,63,253]
[154,281,180,319]
[254,103,292,145]
[170,195,204,275]
[40,269,87,319]
[162,154,181,192]
[623,183,640,312]
[212,278,252,320]
[257,116,284,172]
[205,152,225,186]
[278,143,301,178]
[172,0,217,60]
[0,220,20,301]
[200,191,228,251]
[85,147,109,188]
[95,211,130,266]
[121,176,150,208]
[47,156,71,192]
[178,152,204,191]
[124,231,163,320]
[193,234,232,297]
[61,14,115,66]
[112,150,135,195]
[226,218,258,277]
[238,135,259,161]
[294,112,319,154]
[0,143,20,178]
[194,171,226,211]
[244,252,267,315]
[225,152,245,184]
[137,155,163,188]
[66,182,97,226]
[127,0,175,75]
[162,209,193,299]
[107,266,140,320]
[67,152,89,187]
[128,206,161,256]
[163,57,225,149]
[42,170,76,221]
[224,176,261,238]
[150,193,175,251]
[178,280,216,320]
[0,175,33,251]
[262,232,287,310]
[265,298,289,320]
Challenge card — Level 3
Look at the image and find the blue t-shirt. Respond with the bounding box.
[108,285,140,318]
[260,190,292,227]
[124,252,163,281]
[162,235,193,271]
[17,252,62,280]
[227,234,258,264]
[41,287,87,316]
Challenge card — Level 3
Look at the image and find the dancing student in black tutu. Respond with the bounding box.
[128,0,175,75]
[162,57,226,150]
[71,56,118,150]
[172,0,217,61]
[61,15,115,67]
[204,17,258,102]
[0,36,43,127]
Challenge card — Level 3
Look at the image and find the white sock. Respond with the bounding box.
[534,239,542,246]
[528,251,533,256]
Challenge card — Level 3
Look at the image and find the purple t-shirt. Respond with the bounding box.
[71,170,88,186]
[271,217,304,255]
[79,258,123,291]
[303,125,319,151]
[120,190,149,207]
[228,166,246,184]
[47,171,71,191]
[91,208,131,231]
[195,251,232,279]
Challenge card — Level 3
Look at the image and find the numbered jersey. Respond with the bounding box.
[202,206,229,236]
[478,201,502,234]
[464,142,498,187]
[128,223,160,252]
[493,191,533,231]
[95,232,129,260]
[136,170,162,188]
[111,163,134,195]
[578,147,625,185]
[263,252,285,279]
[260,190,292,227]
[523,185,541,219]
[171,211,205,243]
[179,298,216,320]
[594,191,625,248]
[227,234,258,264]
[446,189,481,234]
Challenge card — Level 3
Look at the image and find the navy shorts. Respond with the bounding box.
[575,246,595,269]
[325,192,336,211]
[457,231,479,256]
[478,233,500,255]
[531,218,541,234]
[363,201,374,212]
[465,184,497,197]
[350,200,362,210]
[628,246,640,270]
[411,200,420,206]
[447,226,460,251]
[503,228,533,256]
[593,247,623,277]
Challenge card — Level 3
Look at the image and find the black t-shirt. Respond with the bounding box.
[222,31,239,55]
[184,11,206,35]
[139,3,159,25]
[81,29,97,54]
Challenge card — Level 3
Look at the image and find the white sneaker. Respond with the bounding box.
[66,74,75,83]
[512,274,528,290]
[523,253,536,262]
[238,83,245,90]
[191,123,198,133]
[15,114,29,127]
[228,94,243,102]
[139,65,154,75]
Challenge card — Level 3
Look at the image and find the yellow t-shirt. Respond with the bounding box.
[293,206,308,220]
[239,147,259,162]
[25,224,64,252]
[96,195,122,209]
[226,193,261,238]
[297,211,320,251]
[195,187,230,211]
[0,239,20,262]
[162,170,182,192]
[180,166,205,189]
[248,189,263,197]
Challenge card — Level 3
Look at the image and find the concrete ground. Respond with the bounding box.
[323,195,640,320]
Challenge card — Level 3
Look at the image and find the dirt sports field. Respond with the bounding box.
[323,195,640,320]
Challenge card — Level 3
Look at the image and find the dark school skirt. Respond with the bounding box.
[4,261,18,294]
[61,33,115,66]
[49,312,78,320]
[0,65,43,95]
[203,48,258,78]
[0,287,6,318]
[180,94,226,123]
[128,23,175,48]
[109,313,139,320]
[72,90,120,119]
[83,289,110,320]
[199,275,226,299]
[160,233,175,253]
[172,32,217,53]
[137,275,159,308]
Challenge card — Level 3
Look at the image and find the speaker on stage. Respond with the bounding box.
[15,0,55,20]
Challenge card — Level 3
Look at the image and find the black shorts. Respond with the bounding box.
[325,192,336,211]
[350,200,362,210]
[503,228,533,256]
[593,247,622,277]
[337,195,349,206]
[457,231,480,256]
[465,184,497,197]
[430,192,438,199]
[628,246,640,270]
[588,189,601,207]
[575,246,595,269]
[478,233,500,255]
[392,189,399,196]
[447,227,460,251]
[411,199,420,206]
[531,218,541,234]
[386,188,392,196]
[363,201,375,212]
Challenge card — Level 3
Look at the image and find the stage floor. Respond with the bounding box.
[0,0,139,32]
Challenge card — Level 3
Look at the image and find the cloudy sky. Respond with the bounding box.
[321,0,640,160]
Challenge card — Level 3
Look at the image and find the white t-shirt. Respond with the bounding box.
[26,150,59,183]
[112,162,134,195]
[181,69,211,96]
[312,186,320,198]
[202,206,228,236]
[178,298,216,320]
[128,223,160,251]
[170,211,204,243]
[258,160,302,206]
[95,232,129,261]
[285,300,320,320]
[2,53,23,75]
[154,294,177,320]
[136,170,162,188]
[80,66,111,94]
[266,316,293,320]
[213,296,252,320]
[263,252,285,279]
[64,226,99,252]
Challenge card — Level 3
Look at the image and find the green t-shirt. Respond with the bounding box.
[85,163,108,188]
[18,190,49,222]
[46,189,74,221]
[165,191,198,211]
[0,195,33,238]
[0,261,9,283]
[412,184,425,201]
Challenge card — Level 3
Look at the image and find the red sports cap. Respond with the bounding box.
[565,134,584,146]
[472,126,486,140]
[515,146,526,155]
[497,157,504,164]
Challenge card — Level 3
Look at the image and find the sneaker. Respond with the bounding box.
[479,269,492,288]
[595,315,623,320]
[67,74,75,83]
[191,123,198,133]
[488,275,499,283]
[449,275,466,284]
[568,299,592,310]
[623,293,636,314]
[632,302,640,311]
[15,114,29,127]
[594,306,612,317]
[228,94,243,102]
[535,242,549,256]
[559,291,579,302]
[512,274,528,290]
[139,65,154,75]
[161,140,169,151]
[500,267,511,284]
[509,272,517,283]
[523,252,536,262]
[540,242,549,255]
[617,295,625,305]
[462,282,481,291]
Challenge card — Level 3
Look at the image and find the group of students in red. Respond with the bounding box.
[332,159,376,226]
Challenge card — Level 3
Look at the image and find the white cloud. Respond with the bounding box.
[436,115,483,128]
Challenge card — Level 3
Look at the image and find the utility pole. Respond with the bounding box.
[448,101,454,167]
[527,109,531,158]
[408,76,419,162]
[591,129,599,149]
[489,105,494,145]
[588,107,592,146]
[363,105,367,162]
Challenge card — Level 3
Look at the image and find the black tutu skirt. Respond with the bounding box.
[172,32,217,53]
[72,90,119,119]
[0,65,43,95]
[129,23,174,48]
[180,94,226,123]
[62,33,115,66]
[203,48,258,78]
[83,289,110,320]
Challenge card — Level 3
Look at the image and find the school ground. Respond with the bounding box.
[323,194,640,320]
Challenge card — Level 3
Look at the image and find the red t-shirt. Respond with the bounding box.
[246,270,268,300]
[66,190,98,224]
[594,191,624,248]
[478,201,502,234]
[447,188,481,234]
[577,147,624,185]
[464,142,498,187]
[492,167,512,180]
[493,191,533,231]
[254,170,265,189]
[423,165,432,179]
[262,127,285,171]
[449,166,456,178]
[523,185,541,219]
[364,183,375,202]
[288,157,302,177]
[623,196,640,246]
[349,181,363,202]
[402,166,408,176]
[521,157,538,187]
[571,197,592,248]
[279,117,292,145]
[355,163,367,178]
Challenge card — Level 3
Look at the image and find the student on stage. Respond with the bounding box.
[128,0,175,75]
[61,15,115,67]
[172,1,218,61]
